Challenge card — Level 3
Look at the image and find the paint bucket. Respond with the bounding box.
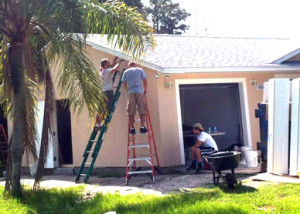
[240,146,251,152]
[240,146,251,164]
[297,171,300,179]
[245,151,258,168]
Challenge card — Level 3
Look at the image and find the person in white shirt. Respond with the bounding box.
[95,56,120,128]
[187,123,218,174]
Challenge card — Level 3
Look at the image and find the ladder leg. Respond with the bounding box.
[75,131,98,183]
[132,136,136,170]
[125,123,131,185]
[146,113,156,180]
[146,106,160,169]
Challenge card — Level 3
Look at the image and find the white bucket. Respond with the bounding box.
[240,146,251,152]
[240,146,252,164]
[245,151,258,167]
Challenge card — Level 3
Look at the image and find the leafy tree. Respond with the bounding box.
[146,0,191,34]
[99,0,145,13]
[99,0,190,34]
[0,0,154,197]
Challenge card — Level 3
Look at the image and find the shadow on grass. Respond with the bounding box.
[9,186,84,214]
[79,189,248,214]
[218,182,257,194]
[1,184,256,214]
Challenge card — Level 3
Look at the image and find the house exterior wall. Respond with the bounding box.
[154,72,300,166]
[13,44,300,168]
[54,45,162,167]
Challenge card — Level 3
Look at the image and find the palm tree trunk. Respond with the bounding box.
[33,68,54,190]
[4,139,12,192]
[8,40,26,197]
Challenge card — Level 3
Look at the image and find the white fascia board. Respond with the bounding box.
[163,66,300,74]
[86,41,165,73]
[272,48,300,64]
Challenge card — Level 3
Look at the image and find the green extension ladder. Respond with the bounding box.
[75,71,123,183]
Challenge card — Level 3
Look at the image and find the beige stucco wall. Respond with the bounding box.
[67,45,300,168]
[13,43,300,168]
[57,45,162,167]
[154,71,300,167]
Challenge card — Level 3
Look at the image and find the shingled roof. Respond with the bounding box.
[85,34,300,73]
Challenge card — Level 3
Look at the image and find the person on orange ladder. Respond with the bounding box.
[187,123,218,174]
[95,56,121,129]
[121,61,148,135]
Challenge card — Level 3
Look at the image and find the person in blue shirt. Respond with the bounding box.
[121,62,148,134]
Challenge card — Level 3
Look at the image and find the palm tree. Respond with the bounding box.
[0,0,154,197]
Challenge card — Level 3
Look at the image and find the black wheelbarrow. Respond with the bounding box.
[203,151,241,188]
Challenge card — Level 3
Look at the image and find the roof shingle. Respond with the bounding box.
[86,34,300,70]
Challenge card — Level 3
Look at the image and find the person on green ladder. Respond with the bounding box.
[95,56,121,128]
[122,61,148,135]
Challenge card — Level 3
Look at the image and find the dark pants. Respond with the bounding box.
[104,90,114,112]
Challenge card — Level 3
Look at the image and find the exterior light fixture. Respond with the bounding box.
[164,75,173,88]
[155,71,160,79]
[251,79,258,86]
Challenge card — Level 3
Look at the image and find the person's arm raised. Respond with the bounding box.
[110,57,120,73]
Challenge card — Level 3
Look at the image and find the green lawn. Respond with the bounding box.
[1,182,300,214]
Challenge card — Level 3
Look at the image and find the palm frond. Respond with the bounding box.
[22,77,39,160]
[82,0,155,57]
[47,34,106,118]
[0,36,13,98]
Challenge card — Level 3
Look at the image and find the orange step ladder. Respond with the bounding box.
[125,103,160,185]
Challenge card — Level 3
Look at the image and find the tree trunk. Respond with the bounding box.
[4,139,12,192]
[33,68,54,190]
[7,41,26,197]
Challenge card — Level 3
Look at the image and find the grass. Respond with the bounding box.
[0,182,300,214]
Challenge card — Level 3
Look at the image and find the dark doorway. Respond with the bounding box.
[180,83,244,157]
[56,100,73,165]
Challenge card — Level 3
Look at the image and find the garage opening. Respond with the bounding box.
[179,83,244,161]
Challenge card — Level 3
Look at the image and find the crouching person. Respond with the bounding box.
[187,123,218,174]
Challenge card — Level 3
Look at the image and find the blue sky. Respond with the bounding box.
[142,0,300,38]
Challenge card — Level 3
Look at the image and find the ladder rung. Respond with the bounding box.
[129,157,150,161]
[86,151,93,153]
[129,145,149,149]
[127,170,153,175]
[85,163,91,165]
[130,132,148,136]
[90,140,97,142]
[80,174,87,176]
